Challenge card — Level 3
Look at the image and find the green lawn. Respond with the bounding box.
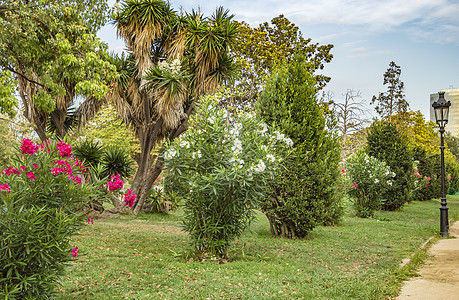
[56,196,459,299]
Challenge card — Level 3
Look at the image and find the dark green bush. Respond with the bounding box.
[366,122,412,210]
[256,55,343,238]
[0,205,81,299]
[412,147,441,201]
[73,139,104,169]
[100,147,135,179]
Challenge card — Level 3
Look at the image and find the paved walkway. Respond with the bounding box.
[397,221,459,299]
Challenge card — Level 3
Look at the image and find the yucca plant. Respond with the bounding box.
[100,147,135,179]
[109,0,238,215]
[73,140,105,169]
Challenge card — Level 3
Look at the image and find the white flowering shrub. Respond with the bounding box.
[345,150,394,218]
[163,96,292,259]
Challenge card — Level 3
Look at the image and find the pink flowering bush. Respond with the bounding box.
[104,173,137,208]
[124,189,136,207]
[0,138,94,299]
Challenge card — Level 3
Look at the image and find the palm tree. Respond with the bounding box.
[111,0,237,214]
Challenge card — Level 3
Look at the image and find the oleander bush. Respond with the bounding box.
[367,122,413,210]
[345,150,394,217]
[0,138,92,299]
[163,96,292,259]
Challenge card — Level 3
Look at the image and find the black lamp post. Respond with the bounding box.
[432,91,451,237]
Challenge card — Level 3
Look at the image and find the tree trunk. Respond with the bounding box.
[50,109,68,139]
[131,117,188,215]
[133,152,164,215]
[34,124,48,142]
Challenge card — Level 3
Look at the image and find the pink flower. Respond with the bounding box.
[340,168,345,174]
[39,140,52,153]
[124,189,136,207]
[20,138,38,155]
[33,164,39,169]
[20,166,26,171]
[0,184,11,193]
[2,167,21,176]
[107,174,124,191]
[70,176,82,185]
[426,177,431,181]
[56,141,72,158]
[353,181,358,189]
[26,172,36,180]
[71,247,78,258]
[87,217,93,224]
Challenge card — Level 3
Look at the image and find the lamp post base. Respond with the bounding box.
[440,202,449,237]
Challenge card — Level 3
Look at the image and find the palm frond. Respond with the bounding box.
[47,106,79,135]
[143,63,189,130]
[113,0,175,76]
[75,95,109,130]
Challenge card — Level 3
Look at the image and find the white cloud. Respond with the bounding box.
[210,0,459,44]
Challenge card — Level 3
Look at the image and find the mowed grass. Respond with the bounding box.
[56,196,459,299]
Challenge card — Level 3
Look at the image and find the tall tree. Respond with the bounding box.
[110,1,237,214]
[0,0,118,140]
[256,55,343,238]
[371,61,408,123]
[332,89,369,159]
[232,15,333,107]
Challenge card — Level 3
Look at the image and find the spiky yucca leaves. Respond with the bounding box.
[143,60,190,131]
[73,140,105,169]
[101,147,135,179]
[110,1,238,214]
[186,7,238,97]
[113,0,174,78]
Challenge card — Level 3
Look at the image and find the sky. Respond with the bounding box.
[97,0,459,119]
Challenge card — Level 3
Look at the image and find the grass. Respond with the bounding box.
[56,196,459,299]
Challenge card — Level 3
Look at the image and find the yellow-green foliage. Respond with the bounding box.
[81,104,139,158]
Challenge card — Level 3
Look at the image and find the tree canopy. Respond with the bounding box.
[232,15,334,107]
[0,0,118,140]
[371,61,409,123]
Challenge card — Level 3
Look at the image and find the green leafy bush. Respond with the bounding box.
[366,122,412,210]
[345,151,394,217]
[256,55,343,238]
[0,138,92,299]
[412,147,440,201]
[144,187,180,213]
[163,96,291,259]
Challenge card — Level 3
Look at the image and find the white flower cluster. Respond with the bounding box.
[231,138,242,155]
[229,157,244,168]
[180,140,190,149]
[192,150,202,159]
[164,149,177,160]
[253,160,266,172]
[273,131,294,147]
[229,123,242,136]
[266,154,275,163]
[158,58,181,75]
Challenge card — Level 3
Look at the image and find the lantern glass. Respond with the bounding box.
[432,92,451,128]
